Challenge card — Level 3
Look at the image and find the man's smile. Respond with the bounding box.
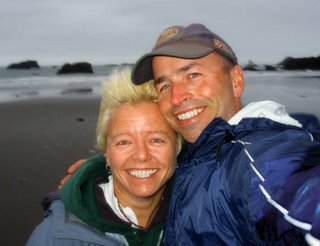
[176,108,204,121]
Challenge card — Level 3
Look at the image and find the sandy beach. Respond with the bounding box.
[0,96,101,245]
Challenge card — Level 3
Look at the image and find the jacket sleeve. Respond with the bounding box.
[26,191,61,245]
[245,128,320,245]
[288,172,320,245]
[26,214,56,246]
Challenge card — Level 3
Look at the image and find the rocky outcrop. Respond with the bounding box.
[243,60,262,71]
[57,62,94,74]
[7,60,40,69]
[242,55,320,71]
[243,60,278,71]
[264,65,277,71]
[278,56,320,70]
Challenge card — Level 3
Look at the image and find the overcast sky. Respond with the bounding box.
[1,0,319,67]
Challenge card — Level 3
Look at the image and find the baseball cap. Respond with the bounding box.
[132,23,238,84]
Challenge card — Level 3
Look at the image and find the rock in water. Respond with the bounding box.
[7,60,40,69]
[57,62,94,74]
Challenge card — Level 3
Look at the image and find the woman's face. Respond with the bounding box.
[105,101,177,203]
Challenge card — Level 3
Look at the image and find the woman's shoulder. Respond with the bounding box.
[26,198,128,245]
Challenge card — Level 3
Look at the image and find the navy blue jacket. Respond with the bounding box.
[165,115,320,245]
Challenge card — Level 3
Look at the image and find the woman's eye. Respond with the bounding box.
[117,140,130,146]
[151,138,164,143]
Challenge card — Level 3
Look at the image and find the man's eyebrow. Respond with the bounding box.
[154,76,165,85]
[154,62,198,85]
[178,63,197,72]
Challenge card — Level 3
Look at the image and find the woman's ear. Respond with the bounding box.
[104,153,109,165]
[230,65,245,98]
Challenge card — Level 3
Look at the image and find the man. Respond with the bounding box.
[131,23,320,245]
[63,24,320,245]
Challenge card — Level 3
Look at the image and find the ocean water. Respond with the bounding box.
[0,66,319,117]
[242,70,320,117]
[0,65,116,102]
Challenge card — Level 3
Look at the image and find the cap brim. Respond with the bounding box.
[131,54,154,85]
[132,45,215,85]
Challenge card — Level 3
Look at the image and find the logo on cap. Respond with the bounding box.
[156,27,179,44]
[213,38,224,49]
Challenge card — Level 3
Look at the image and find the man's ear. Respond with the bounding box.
[230,65,245,98]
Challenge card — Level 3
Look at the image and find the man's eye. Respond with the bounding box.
[159,84,171,93]
[189,72,200,79]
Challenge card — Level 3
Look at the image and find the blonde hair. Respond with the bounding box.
[96,66,182,154]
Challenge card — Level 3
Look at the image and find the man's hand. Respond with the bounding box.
[58,159,86,189]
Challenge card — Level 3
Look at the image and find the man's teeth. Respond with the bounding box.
[129,169,157,178]
[177,108,203,120]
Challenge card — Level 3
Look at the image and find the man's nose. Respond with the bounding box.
[171,82,192,106]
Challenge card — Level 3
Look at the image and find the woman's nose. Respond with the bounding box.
[132,142,150,162]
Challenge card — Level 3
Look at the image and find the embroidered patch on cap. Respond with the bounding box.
[213,38,224,49]
[213,38,234,58]
[156,27,179,44]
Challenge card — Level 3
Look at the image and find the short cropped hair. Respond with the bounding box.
[214,51,234,73]
[96,66,182,155]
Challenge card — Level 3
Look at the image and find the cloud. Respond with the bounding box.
[0,0,319,66]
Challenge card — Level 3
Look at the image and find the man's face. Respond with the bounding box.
[153,53,244,143]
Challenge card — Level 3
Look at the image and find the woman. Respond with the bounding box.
[27,67,182,245]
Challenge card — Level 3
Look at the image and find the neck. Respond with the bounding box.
[236,100,243,112]
[115,185,166,229]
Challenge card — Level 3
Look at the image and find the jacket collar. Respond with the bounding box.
[181,118,233,162]
[229,100,302,127]
[180,113,303,163]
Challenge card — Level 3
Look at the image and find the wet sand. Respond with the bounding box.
[0,96,100,245]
